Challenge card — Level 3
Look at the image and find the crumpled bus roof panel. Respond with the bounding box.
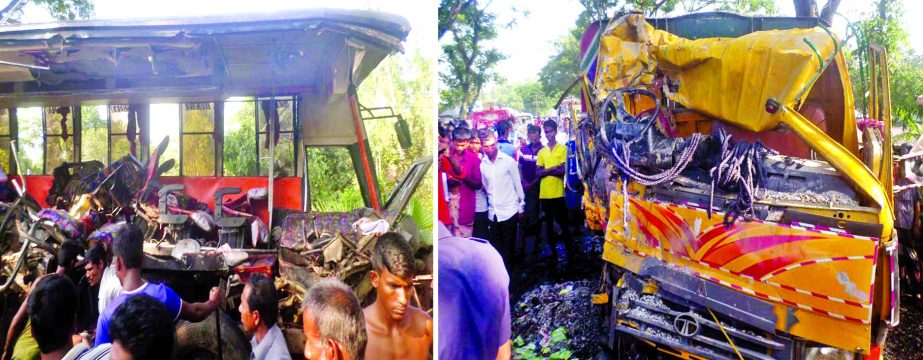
[0,8,409,106]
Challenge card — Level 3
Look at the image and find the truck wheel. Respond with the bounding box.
[173,312,250,360]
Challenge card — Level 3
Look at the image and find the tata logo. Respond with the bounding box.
[673,313,700,337]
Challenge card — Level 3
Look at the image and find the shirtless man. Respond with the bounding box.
[363,233,432,359]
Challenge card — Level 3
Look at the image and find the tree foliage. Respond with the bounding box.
[483,80,555,116]
[359,50,435,227]
[10,0,94,21]
[307,50,434,232]
[182,106,216,176]
[440,1,505,117]
[224,104,257,177]
[81,106,108,164]
[843,0,923,139]
[438,0,475,40]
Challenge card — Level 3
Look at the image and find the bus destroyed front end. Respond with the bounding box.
[0,9,431,358]
[578,13,897,358]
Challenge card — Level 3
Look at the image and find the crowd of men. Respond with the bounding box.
[438,118,576,272]
[0,223,431,359]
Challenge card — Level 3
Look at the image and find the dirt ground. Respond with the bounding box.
[884,296,923,360]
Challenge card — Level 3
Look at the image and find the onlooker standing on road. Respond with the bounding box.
[518,124,544,253]
[495,120,516,158]
[437,125,452,227]
[479,130,524,267]
[470,135,490,239]
[536,119,573,271]
[445,127,482,237]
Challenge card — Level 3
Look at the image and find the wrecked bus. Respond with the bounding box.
[0,9,431,359]
[575,12,896,359]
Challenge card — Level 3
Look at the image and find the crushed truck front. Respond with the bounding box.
[577,12,897,359]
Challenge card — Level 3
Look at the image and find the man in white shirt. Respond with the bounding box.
[471,136,490,239]
[479,129,525,269]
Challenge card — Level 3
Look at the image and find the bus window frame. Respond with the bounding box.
[42,106,77,175]
[5,95,301,179]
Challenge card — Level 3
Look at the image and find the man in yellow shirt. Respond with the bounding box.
[535,119,572,272]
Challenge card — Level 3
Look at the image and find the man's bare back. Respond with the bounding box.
[363,305,432,360]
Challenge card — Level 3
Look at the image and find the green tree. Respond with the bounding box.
[16,108,43,175]
[483,80,555,116]
[438,0,475,40]
[307,147,363,212]
[440,1,505,117]
[6,0,94,22]
[29,0,94,20]
[538,19,587,104]
[181,106,216,176]
[842,0,923,139]
[81,106,108,164]
[223,104,257,177]
[359,50,435,223]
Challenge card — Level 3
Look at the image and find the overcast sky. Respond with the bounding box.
[474,0,923,84]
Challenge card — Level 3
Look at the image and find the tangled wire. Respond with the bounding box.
[708,128,771,226]
[597,88,704,231]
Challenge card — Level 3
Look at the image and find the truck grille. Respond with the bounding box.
[615,280,792,360]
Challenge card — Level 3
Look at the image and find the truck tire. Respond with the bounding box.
[172,312,250,360]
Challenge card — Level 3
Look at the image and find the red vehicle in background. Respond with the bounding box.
[470,108,515,130]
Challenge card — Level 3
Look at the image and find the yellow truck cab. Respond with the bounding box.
[576,12,896,359]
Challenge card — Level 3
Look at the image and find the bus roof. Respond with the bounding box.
[0,8,410,106]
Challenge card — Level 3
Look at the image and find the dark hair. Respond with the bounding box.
[109,294,175,360]
[246,273,278,328]
[371,233,415,279]
[452,127,472,141]
[542,119,558,131]
[85,243,107,267]
[438,125,447,138]
[477,128,496,141]
[527,124,541,134]
[112,224,144,269]
[302,279,367,360]
[495,120,512,137]
[28,274,77,354]
[57,240,84,273]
